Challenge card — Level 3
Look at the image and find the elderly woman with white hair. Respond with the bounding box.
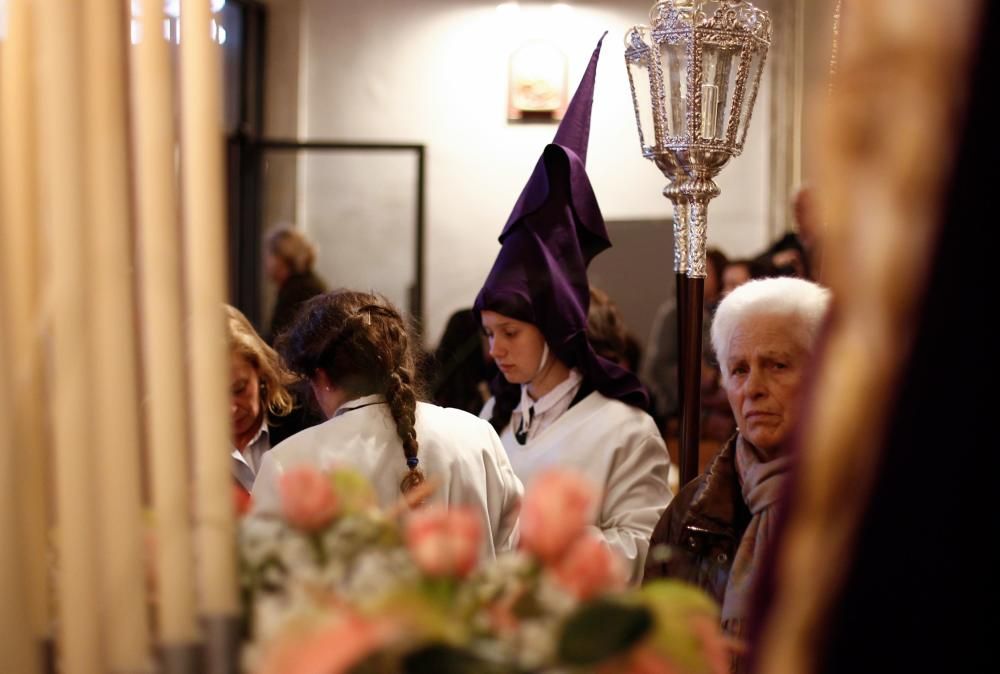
[643,277,831,640]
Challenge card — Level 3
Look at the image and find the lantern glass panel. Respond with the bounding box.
[659,40,689,138]
[738,46,766,142]
[698,42,739,141]
[628,57,658,154]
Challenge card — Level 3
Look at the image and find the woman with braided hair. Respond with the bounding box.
[251,290,522,557]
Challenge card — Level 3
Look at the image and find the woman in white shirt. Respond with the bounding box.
[252,291,522,559]
[474,34,671,583]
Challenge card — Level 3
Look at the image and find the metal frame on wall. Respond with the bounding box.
[239,140,427,326]
[225,0,267,326]
[224,1,427,330]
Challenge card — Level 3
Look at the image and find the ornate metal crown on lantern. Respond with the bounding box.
[625,0,770,485]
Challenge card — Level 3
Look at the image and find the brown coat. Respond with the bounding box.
[643,434,750,604]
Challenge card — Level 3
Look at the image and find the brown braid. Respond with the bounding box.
[276,290,426,496]
[385,365,425,494]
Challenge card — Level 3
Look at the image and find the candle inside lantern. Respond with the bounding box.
[701,48,719,139]
[701,83,719,139]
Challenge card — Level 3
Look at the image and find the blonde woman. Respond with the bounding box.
[227,304,321,494]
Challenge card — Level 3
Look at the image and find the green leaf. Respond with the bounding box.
[402,643,526,674]
[557,598,654,665]
[638,580,721,673]
[373,587,467,644]
[329,467,378,513]
[638,580,719,618]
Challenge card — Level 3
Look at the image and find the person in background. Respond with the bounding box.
[623,333,643,376]
[721,259,762,297]
[641,247,728,430]
[587,286,645,376]
[586,286,629,369]
[755,232,809,280]
[791,183,822,279]
[588,286,680,493]
[428,308,495,416]
[227,304,322,497]
[705,248,729,313]
[264,224,328,343]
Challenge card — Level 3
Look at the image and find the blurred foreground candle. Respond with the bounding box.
[35,0,104,671]
[131,0,199,658]
[0,0,53,655]
[180,0,240,669]
[83,0,153,669]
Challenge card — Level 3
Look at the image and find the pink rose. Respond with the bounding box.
[279,467,339,531]
[519,470,598,562]
[405,506,482,578]
[259,613,396,674]
[549,535,625,599]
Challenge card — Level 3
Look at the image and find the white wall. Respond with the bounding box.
[260,0,304,326]
[296,0,773,343]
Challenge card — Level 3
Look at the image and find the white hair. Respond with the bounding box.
[711,277,831,379]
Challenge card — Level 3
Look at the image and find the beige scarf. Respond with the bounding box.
[721,435,791,635]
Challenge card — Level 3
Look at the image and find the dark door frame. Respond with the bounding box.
[225,2,426,329]
[229,139,427,328]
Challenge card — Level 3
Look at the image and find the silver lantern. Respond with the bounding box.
[625,0,770,485]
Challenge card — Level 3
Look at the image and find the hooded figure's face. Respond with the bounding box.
[481,310,546,385]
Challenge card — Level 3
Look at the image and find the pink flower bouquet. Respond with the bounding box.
[240,466,731,674]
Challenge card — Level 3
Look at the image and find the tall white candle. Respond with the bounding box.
[0,295,41,674]
[82,0,153,668]
[34,0,103,671]
[180,0,239,618]
[130,0,198,645]
[0,435,40,674]
[0,0,53,648]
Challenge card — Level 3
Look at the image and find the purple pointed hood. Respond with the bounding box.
[474,34,648,410]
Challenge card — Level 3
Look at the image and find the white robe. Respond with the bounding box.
[483,390,672,583]
[253,396,524,559]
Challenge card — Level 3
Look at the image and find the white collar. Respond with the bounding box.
[231,418,269,466]
[249,418,269,444]
[333,393,386,417]
[518,368,583,418]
